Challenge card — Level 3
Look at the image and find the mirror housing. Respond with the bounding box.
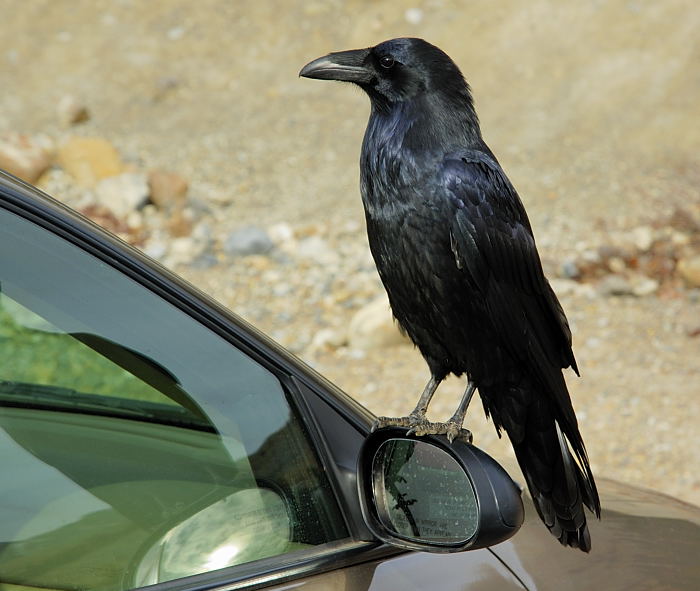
[357,427,523,552]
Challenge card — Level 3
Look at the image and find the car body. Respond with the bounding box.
[1,168,699,591]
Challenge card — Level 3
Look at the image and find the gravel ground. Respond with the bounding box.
[1,0,699,507]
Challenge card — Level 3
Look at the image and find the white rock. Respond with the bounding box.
[143,240,168,261]
[164,236,203,266]
[549,278,580,297]
[268,222,295,245]
[597,274,634,297]
[631,225,654,252]
[404,8,424,24]
[296,235,340,266]
[94,172,149,217]
[348,295,409,350]
[631,276,659,297]
[307,327,348,353]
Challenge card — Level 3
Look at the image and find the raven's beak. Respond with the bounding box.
[299,48,372,83]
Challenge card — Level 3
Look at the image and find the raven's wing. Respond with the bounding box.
[440,151,600,546]
[439,151,581,430]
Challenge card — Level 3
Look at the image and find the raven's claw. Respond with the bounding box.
[372,413,430,433]
[371,415,472,444]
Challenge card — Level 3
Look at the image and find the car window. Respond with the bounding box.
[0,206,348,591]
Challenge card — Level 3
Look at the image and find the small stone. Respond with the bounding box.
[608,256,627,273]
[404,8,424,24]
[94,172,149,217]
[597,274,635,297]
[307,328,348,353]
[0,132,53,183]
[147,169,188,209]
[677,256,700,288]
[296,235,340,266]
[164,236,202,266]
[57,95,90,126]
[191,221,214,246]
[560,259,580,279]
[348,295,409,350]
[143,239,168,261]
[631,225,654,252]
[57,136,123,186]
[223,226,274,257]
[165,209,193,237]
[549,278,579,297]
[268,222,295,245]
[631,276,659,297]
[668,206,700,234]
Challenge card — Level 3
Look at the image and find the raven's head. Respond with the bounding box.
[300,38,472,111]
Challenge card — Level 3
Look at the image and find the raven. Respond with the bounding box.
[300,37,600,551]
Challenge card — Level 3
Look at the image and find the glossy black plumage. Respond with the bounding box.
[301,37,600,551]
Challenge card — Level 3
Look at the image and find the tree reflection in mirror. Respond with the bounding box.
[372,439,479,545]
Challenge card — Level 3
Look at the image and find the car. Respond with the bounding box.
[1,168,699,591]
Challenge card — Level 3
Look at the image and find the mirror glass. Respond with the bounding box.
[372,439,479,544]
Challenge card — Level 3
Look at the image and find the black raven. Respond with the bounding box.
[300,37,600,551]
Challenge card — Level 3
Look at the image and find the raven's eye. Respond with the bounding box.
[379,55,395,69]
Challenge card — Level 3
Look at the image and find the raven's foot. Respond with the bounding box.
[409,419,473,444]
[371,415,472,444]
[371,412,431,434]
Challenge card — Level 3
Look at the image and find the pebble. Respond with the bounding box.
[268,222,295,245]
[0,132,53,183]
[404,8,424,24]
[631,276,659,297]
[677,255,700,288]
[94,172,149,218]
[223,226,274,257]
[549,277,579,296]
[560,259,580,279]
[163,236,203,267]
[57,136,123,186]
[630,225,654,252]
[306,327,348,354]
[296,235,340,266]
[57,95,90,127]
[142,239,168,261]
[148,169,188,209]
[597,274,635,297]
[348,295,409,350]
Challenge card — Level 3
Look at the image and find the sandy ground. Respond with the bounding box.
[1,0,699,506]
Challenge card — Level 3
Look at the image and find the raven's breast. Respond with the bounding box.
[363,198,490,380]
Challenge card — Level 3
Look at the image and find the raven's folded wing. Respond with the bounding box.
[439,150,579,425]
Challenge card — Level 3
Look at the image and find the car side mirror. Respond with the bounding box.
[357,427,523,552]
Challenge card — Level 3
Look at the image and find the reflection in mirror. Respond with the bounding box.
[372,439,479,545]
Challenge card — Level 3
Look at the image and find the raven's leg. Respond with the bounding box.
[371,375,440,432]
[407,381,476,443]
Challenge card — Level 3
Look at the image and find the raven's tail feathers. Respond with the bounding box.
[486,385,600,552]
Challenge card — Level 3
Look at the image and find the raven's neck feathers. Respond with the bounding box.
[365,84,483,163]
[360,85,483,218]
